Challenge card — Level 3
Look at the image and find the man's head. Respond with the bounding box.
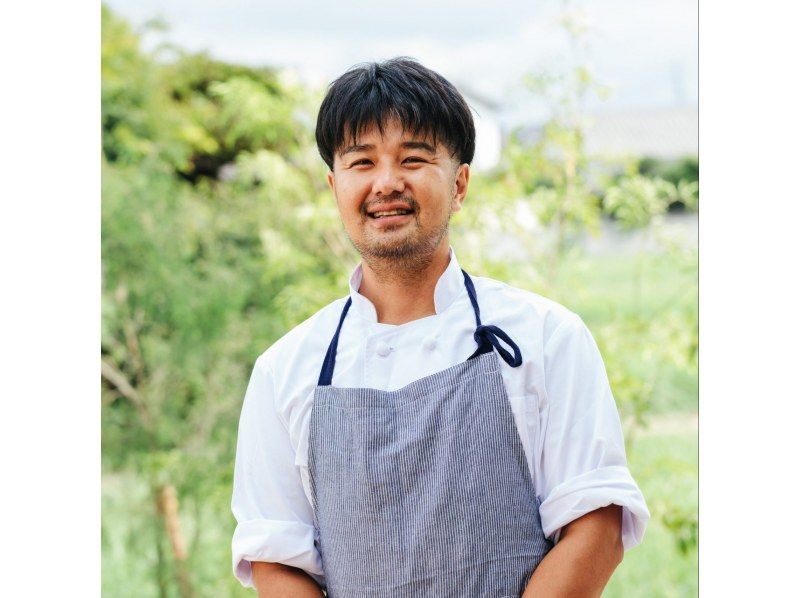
[315,58,475,265]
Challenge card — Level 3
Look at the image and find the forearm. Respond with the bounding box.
[252,562,324,598]
[523,505,624,598]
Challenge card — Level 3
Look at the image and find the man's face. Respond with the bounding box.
[327,118,470,263]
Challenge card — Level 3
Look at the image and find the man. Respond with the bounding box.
[231,58,649,597]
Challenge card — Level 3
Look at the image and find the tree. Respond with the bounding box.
[101,6,355,594]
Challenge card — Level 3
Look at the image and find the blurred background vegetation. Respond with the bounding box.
[101,4,697,596]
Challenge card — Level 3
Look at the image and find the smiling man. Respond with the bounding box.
[231,58,649,597]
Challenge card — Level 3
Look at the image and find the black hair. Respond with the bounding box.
[315,57,475,170]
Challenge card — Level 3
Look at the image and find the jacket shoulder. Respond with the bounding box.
[255,295,350,373]
[471,275,583,339]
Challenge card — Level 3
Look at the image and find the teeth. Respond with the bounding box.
[373,209,409,217]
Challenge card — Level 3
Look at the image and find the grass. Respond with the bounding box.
[605,423,698,597]
[535,248,699,595]
[557,250,697,326]
[558,251,698,416]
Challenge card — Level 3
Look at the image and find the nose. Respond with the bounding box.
[371,161,406,197]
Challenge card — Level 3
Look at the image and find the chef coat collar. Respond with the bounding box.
[347,247,465,324]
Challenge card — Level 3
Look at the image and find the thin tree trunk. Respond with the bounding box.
[153,502,168,598]
[156,484,193,598]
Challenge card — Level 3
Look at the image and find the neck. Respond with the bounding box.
[358,240,451,325]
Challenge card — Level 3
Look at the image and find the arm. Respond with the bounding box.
[231,356,325,589]
[522,505,623,597]
[529,312,649,592]
[252,562,324,598]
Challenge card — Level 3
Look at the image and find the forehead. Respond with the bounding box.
[339,117,437,151]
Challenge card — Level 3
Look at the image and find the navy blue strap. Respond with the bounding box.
[317,271,523,386]
[462,270,523,367]
[317,297,352,386]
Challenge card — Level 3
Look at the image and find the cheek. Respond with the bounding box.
[334,179,366,213]
[413,176,453,215]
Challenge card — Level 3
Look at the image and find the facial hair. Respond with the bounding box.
[350,192,453,283]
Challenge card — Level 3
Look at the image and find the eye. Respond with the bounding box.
[350,159,372,167]
[403,156,426,164]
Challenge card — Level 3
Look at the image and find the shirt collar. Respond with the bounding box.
[347,247,465,324]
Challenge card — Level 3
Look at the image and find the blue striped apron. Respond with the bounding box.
[309,270,552,597]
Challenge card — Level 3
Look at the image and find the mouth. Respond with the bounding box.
[364,201,417,229]
[367,211,414,230]
[368,208,414,219]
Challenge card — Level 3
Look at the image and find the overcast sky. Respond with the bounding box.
[105,0,697,126]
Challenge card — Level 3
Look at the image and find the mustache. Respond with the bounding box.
[361,194,420,217]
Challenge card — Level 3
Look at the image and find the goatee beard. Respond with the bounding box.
[352,214,451,284]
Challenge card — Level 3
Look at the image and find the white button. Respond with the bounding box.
[422,336,437,351]
[376,341,392,357]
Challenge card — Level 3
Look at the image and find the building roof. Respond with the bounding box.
[514,104,698,159]
[583,105,698,159]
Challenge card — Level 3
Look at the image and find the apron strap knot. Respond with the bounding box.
[473,324,523,368]
[463,269,524,368]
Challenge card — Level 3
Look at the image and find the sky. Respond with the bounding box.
[105,0,698,128]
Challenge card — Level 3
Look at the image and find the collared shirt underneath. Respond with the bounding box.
[230,248,650,589]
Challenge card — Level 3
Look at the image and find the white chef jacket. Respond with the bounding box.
[231,248,649,589]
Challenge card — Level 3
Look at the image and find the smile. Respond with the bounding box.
[369,209,413,218]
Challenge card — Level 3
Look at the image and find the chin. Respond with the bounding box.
[363,241,417,259]
[359,232,445,262]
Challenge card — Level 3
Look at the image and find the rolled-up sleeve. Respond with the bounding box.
[231,355,323,588]
[537,313,650,550]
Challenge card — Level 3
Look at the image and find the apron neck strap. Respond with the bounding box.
[317,270,523,387]
[317,297,352,386]
[462,270,523,368]
[461,269,483,327]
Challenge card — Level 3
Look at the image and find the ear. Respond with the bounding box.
[326,170,335,194]
[451,163,470,213]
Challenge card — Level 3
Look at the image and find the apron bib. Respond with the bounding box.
[309,270,552,597]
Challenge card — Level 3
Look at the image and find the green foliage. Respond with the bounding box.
[638,155,699,186]
[101,6,357,594]
[604,175,698,228]
[604,428,698,597]
[101,5,306,181]
[604,176,675,229]
[101,5,165,165]
[209,77,298,150]
[661,504,699,556]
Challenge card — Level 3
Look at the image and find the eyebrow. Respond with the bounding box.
[339,141,437,156]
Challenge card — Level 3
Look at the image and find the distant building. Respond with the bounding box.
[583,105,697,159]
[515,105,698,161]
